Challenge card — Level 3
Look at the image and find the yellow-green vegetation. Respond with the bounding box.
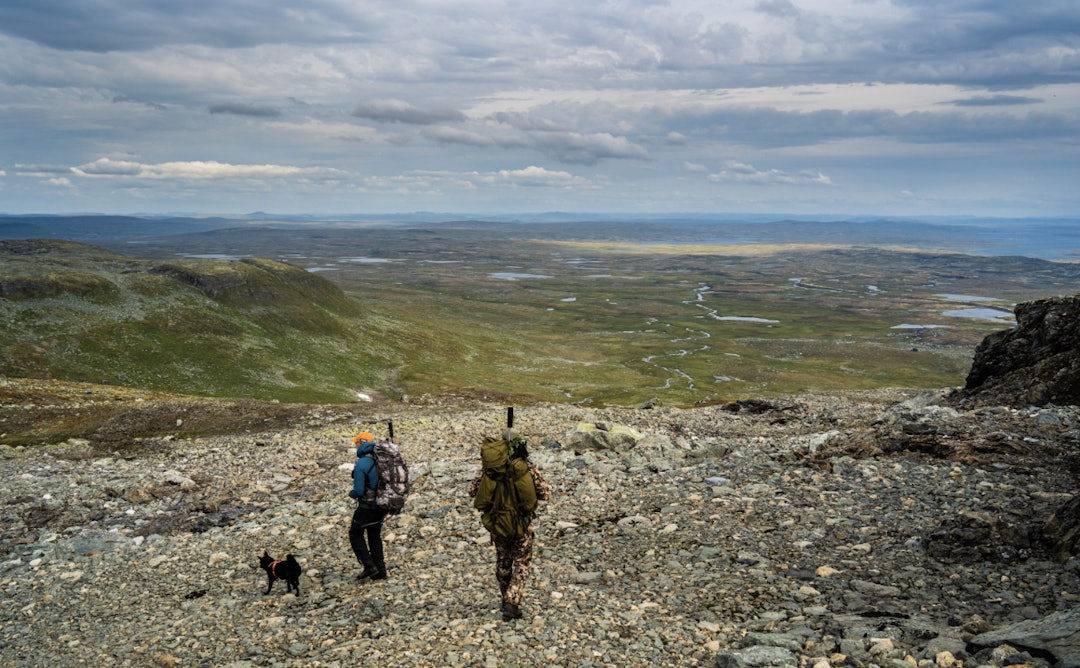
[4,226,1078,407]
[0,240,404,403]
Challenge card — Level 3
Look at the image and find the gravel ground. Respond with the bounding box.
[1,386,1079,667]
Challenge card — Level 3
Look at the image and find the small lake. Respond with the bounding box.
[177,253,248,260]
[489,272,553,280]
[710,315,780,324]
[891,323,951,330]
[936,294,1001,302]
[941,308,1014,322]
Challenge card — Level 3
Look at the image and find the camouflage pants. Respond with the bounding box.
[492,529,534,606]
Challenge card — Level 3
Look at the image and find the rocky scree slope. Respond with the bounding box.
[1,383,1080,668]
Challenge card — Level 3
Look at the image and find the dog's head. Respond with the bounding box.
[258,551,274,571]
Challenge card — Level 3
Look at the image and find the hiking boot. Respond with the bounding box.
[501,602,522,621]
[356,563,378,581]
[369,566,387,581]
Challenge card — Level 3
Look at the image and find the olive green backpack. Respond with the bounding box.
[473,436,538,541]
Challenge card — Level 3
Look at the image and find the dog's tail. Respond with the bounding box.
[286,554,299,565]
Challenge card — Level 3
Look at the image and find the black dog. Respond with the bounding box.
[259,551,301,595]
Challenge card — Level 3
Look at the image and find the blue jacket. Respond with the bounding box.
[350,441,378,507]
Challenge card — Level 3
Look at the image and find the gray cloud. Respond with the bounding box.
[951,94,1043,107]
[868,0,1080,86]
[657,105,1080,149]
[421,126,494,147]
[755,0,801,19]
[0,0,371,51]
[209,103,283,118]
[421,113,649,165]
[352,100,466,125]
[13,164,75,176]
[0,0,1077,216]
[112,95,168,110]
[529,132,649,165]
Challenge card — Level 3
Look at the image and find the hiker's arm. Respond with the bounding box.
[529,464,552,501]
[467,470,482,498]
[349,458,373,498]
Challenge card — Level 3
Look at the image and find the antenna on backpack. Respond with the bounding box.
[387,419,394,441]
[506,406,514,429]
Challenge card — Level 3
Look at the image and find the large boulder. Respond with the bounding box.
[970,607,1080,668]
[564,422,644,453]
[956,295,1080,408]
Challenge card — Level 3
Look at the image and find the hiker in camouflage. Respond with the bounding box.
[468,429,552,621]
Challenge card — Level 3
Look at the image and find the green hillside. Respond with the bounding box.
[0,240,407,403]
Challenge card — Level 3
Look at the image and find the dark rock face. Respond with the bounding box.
[970,607,1080,668]
[1044,495,1080,563]
[958,295,1080,408]
[954,295,1080,566]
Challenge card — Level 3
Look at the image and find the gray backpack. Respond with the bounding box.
[370,440,410,514]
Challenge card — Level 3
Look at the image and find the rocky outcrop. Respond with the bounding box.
[957,295,1080,408]
[971,608,1080,668]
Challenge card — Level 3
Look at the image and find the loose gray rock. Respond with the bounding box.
[971,607,1080,668]
[1,389,1078,667]
[715,645,798,667]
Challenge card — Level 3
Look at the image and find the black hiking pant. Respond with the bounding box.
[349,504,388,570]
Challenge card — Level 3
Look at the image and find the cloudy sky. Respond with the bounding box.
[1,0,1078,217]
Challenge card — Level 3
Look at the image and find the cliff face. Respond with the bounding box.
[958,294,1080,408]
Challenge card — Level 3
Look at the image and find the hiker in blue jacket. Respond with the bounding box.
[349,431,388,581]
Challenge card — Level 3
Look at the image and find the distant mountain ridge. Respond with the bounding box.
[3,213,1080,260]
[0,215,239,242]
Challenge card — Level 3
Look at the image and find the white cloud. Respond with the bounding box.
[358,166,591,194]
[478,166,586,187]
[707,161,832,186]
[71,158,345,181]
